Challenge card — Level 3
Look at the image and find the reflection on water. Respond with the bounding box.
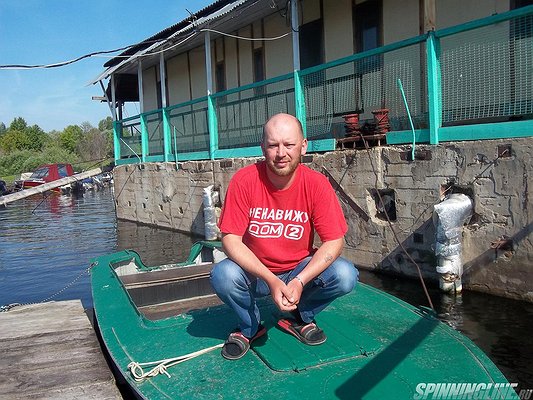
[0,188,531,389]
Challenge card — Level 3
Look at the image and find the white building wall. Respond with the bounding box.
[189,47,207,99]
[167,52,191,105]
[263,11,292,78]
[436,0,509,28]
[225,35,239,89]
[238,26,254,86]
[324,0,354,62]
[383,0,419,43]
[142,66,158,111]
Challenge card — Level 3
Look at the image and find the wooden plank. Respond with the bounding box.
[0,300,122,400]
[0,168,103,206]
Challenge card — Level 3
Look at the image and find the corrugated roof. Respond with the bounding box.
[97,0,250,76]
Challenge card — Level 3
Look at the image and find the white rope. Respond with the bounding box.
[127,343,224,382]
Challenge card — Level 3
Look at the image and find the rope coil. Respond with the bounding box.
[127,343,224,382]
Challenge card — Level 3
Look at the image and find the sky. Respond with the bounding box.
[0,0,213,132]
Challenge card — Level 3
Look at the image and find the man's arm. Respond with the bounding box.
[284,237,345,306]
[221,233,298,311]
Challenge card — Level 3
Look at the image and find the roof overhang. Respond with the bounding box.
[89,0,281,85]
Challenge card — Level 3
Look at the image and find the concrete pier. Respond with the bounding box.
[112,138,533,302]
[0,300,121,400]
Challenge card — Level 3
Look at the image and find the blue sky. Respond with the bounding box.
[0,0,213,132]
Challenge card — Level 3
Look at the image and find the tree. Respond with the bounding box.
[0,122,6,136]
[59,125,83,154]
[98,116,113,132]
[80,121,94,134]
[9,117,28,132]
[77,127,113,162]
[25,124,47,151]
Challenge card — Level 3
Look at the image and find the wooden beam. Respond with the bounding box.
[0,168,103,206]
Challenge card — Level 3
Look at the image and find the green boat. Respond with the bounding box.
[91,241,518,399]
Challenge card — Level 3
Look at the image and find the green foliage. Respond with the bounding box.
[19,146,78,173]
[0,116,114,179]
[59,124,83,154]
[9,117,28,132]
[98,116,113,132]
[0,150,33,177]
[0,117,47,152]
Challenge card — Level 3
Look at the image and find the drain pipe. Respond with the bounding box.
[203,185,220,241]
[432,193,473,293]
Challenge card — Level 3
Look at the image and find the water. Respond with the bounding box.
[0,189,531,390]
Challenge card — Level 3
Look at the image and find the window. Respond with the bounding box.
[354,0,382,74]
[58,165,69,178]
[215,61,226,92]
[354,0,381,53]
[299,19,324,70]
[253,47,265,83]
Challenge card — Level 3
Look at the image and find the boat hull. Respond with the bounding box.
[91,243,518,399]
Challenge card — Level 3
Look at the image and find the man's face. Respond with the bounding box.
[261,116,308,179]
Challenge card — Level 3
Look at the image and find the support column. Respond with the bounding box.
[426,31,441,145]
[110,74,120,161]
[137,60,148,160]
[160,53,171,161]
[205,30,218,160]
[291,0,306,137]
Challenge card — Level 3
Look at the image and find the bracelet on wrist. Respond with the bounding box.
[294,275,305,288]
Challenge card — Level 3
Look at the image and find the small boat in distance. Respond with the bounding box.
[18,163,81,194]
[90,242,518,400]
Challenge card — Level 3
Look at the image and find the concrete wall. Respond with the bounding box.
[113,137,533,302]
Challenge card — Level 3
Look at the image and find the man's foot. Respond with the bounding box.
[277,318,327,345]
[221,324,267,360]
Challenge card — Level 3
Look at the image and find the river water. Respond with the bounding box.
[0,188,531,391]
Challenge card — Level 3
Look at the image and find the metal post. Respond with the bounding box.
[160,53,171,161]
[205,30,218,160]
[110,74,120,161]
[137,61,144,113]
[291,0,306,137]
[426,31,441,145]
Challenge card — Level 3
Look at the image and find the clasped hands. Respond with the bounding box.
[270,278,304,312]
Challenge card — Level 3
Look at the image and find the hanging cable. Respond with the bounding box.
[359,135,435,312]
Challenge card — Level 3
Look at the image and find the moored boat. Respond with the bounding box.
[20,163,81,194]
[90,241,518,399]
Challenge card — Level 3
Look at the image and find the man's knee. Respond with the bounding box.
[331,257,359,295]
[210,259,247,295]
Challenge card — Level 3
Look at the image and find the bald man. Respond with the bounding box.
[210,113,358,360]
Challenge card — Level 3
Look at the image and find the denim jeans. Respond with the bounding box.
[210,256,359,338]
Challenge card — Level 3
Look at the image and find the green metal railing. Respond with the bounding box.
[114,5,533,165]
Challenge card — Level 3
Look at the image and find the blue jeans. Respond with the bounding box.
[210,256,359,338]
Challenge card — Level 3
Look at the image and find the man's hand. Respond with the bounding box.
[269,278,304,311]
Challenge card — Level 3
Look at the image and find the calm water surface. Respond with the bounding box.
[0,188,531,390]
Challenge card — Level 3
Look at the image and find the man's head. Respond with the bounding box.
[261,113,308,188]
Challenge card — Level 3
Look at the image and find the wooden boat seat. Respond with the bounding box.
[119,263,217,319]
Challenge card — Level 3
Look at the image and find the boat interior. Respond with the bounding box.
[111,248,223,321]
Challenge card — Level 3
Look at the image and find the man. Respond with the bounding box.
[210,113,358,360]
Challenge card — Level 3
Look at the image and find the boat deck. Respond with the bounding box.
[93,252,517,399]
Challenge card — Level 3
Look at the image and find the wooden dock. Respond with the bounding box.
[0,168,103,207]
[0,300,122,400]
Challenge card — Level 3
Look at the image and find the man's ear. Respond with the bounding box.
[300,139,308,156]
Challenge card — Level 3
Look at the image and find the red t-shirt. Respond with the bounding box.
[218,161,347,273]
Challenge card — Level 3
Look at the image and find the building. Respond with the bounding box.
[93,0,533,301]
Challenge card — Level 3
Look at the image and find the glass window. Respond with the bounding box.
[215,62,226,92]
[58,165,69,178]
[253,47,265,83]
[299,19,324,70]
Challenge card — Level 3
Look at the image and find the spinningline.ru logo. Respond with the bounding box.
[413,382,526,399]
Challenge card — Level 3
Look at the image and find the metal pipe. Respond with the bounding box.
[432,193,473,293]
